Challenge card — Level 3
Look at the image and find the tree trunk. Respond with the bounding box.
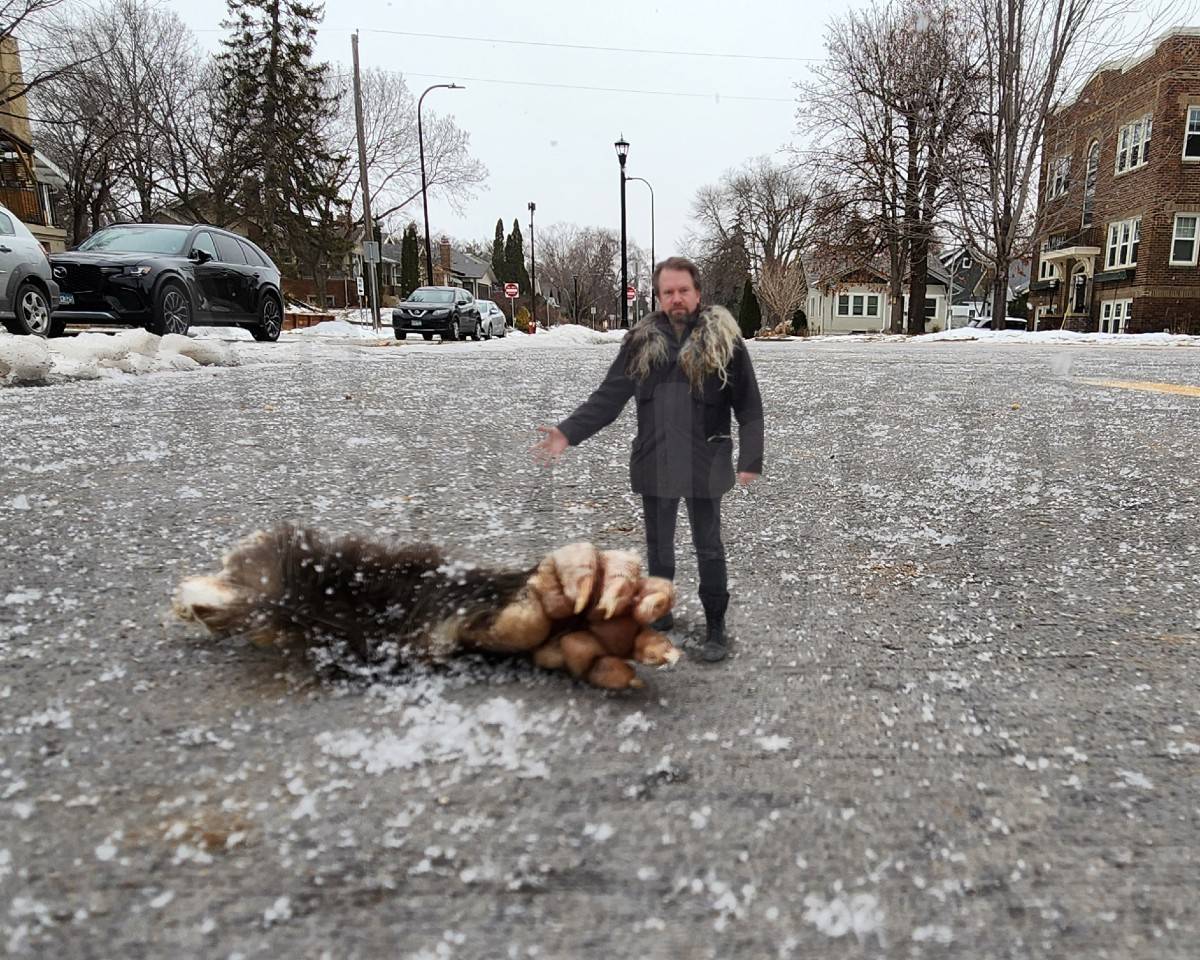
[902,114,923,336]
[908,237,928,337]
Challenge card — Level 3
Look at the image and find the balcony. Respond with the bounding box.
[0,183,55,227]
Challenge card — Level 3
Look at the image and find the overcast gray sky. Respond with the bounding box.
[163,0,842,270]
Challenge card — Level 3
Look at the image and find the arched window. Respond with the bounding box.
[1082,141,1100,227]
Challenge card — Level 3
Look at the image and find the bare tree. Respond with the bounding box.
[30,0,206,239]
[536,223,621,325]
[329,67,486,224]
[0,1,90,119]
[756,260,807,331]
[689,156,819,280]
[799,0,980,334]
[956,0,1178,319]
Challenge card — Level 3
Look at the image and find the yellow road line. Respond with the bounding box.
[1076,377,1200,397]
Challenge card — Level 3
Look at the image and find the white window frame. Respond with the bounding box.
[1105,217,1141,269]
[1183,106,1200,159]
[1099,298,1132,334]
[836,292,881,318]
[1115,113,1152,174]
[1171,213,1200,266]
[1048,156,1070,198]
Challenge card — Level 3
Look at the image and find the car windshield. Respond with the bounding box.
[408,289,454,303]
[79,227,189,255]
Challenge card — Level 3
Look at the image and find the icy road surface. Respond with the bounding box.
[1,329,1198,958]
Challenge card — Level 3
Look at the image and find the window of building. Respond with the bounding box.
[836,293,880,317]
[1038,236,1065,281]
[1115,114,1152,173]
[1048,156,1070,198]
[1171,214,1199,266]
[1105,217,1140,269]
[1099,298,1132,334]
[1082,141,1100,227]
[924,297,937,320]
[1184,106,1200,158]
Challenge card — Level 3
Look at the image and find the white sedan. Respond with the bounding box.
[475,299,508,338]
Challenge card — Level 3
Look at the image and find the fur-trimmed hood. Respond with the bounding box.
[625,305,741,390]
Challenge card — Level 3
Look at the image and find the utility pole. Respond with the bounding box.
[351,32,380,332]
[528,202,536,328]
[573,274,579,325]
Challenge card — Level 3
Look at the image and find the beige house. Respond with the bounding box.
[0,37,67,251]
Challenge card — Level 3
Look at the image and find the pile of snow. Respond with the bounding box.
[0,329,240,387]
[289,319,393,340]
[920,327,1200,347]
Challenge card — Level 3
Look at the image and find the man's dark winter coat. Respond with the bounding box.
[557,305,764,498]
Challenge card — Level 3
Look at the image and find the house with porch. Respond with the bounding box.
[0,37,67,252]
[1029,29,1200,334]
[805,255,953,335]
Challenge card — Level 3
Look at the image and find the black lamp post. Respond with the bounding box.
[627,175,655,311]
[418,82,462,285]
[615,136,629,327]
[528,201,536,327]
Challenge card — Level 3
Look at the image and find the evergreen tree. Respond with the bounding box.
[214,0,343,266]
[491,218,505,280]
[504,219,531,291]
[400,223,420,298]
[737,277,762,338]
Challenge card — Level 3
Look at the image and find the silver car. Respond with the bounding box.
[475,299,508,338]
[0,203,59,337]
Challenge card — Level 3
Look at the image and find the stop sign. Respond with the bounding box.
[504,282,519,298]
[626,286,636,302]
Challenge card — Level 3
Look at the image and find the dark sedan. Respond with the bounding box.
[49,223,284,341]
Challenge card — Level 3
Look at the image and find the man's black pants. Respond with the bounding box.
[641,495,729,620]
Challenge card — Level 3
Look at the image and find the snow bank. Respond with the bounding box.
[920,328,1200,347]
[0,329,241,387]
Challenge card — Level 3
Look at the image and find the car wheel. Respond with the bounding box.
[482,321,492,340]
[6,281,52,337]
[250,293,283,342]
[148,281,191,337]
[443,317,459,341]
[471,321,481,341]
[395,329,407,340]
[422,332,433,341]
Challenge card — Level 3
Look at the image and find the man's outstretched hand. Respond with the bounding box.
[533,425,569,466]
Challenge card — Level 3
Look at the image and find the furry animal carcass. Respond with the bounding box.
[172,524,679,690]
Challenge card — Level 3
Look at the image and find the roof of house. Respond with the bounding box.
[451,249,493,280]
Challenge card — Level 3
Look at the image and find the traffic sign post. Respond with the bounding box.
[504,283,519,326]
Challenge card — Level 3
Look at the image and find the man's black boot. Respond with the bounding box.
[648,612,674,632]
[700,614,728,662]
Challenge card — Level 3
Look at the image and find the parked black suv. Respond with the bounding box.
[392,286,482,341]
[50,223,284,341]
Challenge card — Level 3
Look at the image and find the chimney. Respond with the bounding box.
[439,238,452,283]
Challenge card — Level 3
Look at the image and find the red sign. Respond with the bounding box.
[504,282,519,298]
[626,286,636,302]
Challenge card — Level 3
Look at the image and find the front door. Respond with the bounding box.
[1071,271,1088,314]
[212,233,256,319]
[190,231,226,319]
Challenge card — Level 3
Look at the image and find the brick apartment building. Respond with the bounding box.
[1029,30,1200,334]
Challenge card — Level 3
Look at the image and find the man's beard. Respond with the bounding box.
[667,305,695,321]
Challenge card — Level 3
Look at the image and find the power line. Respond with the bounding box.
[407,72,796,104]
[364,29,824,63]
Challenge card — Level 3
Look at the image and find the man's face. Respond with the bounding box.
[657,268,701,320]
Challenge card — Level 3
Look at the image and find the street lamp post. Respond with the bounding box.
[418,83,463,286]
[528,201,536,328]
[573,274,579,325]
[627,175,655,311]
[615,136,629,327]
